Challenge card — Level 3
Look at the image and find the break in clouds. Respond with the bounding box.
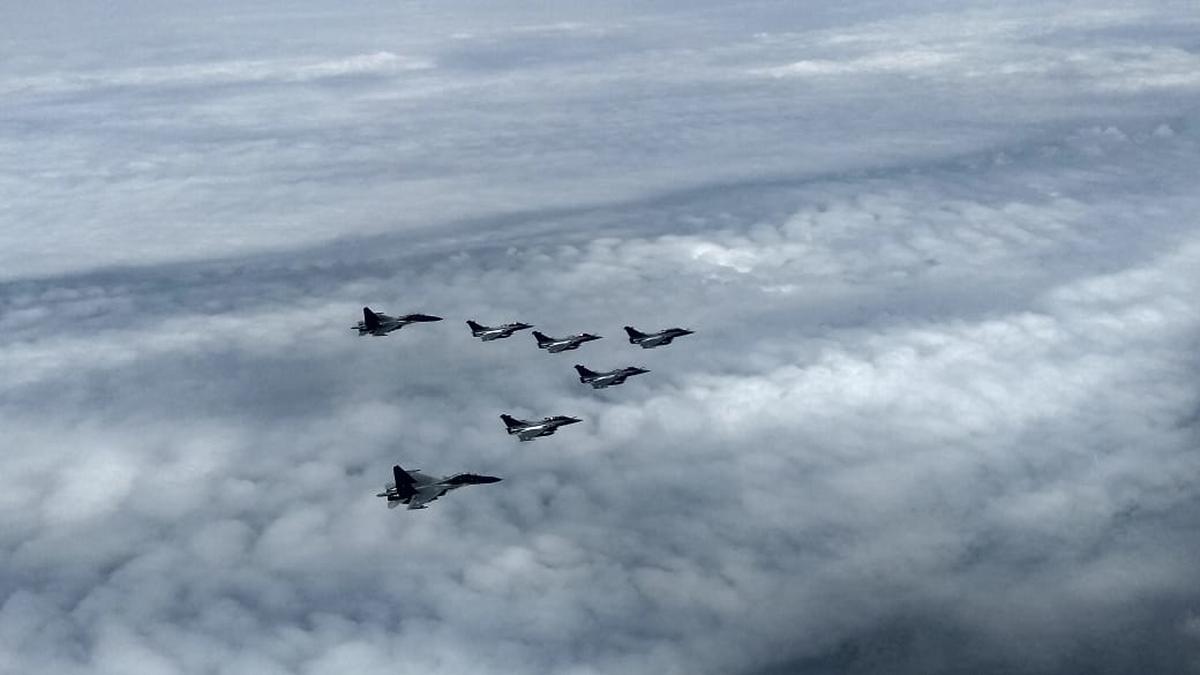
[2,1,1200,673]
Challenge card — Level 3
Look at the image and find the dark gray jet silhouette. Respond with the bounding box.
[353,307,443,336]
[574,364,650,389]
[377,465,501,510]
[624,325,694,348]
[467,319,534,341]
[533,330,602,353]
[500,413,582,441]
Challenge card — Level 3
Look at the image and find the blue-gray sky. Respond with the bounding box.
[2,1,1200,673]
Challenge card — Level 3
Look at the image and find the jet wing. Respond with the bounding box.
[400,313,442,323]
[408,485,448,508]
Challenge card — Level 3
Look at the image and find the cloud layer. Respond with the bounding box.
[2,1,1200,674]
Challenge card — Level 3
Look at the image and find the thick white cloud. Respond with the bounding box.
[3,0,1198,279]
[2,1,1200,673]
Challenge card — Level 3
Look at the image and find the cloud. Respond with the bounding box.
[0,51,432,98]
[3,0,1199,281]
[3,1,1200,674]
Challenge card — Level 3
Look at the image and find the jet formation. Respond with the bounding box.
[353,307,693,509]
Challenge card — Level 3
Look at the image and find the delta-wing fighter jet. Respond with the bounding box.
[574,364,650,389]
[500,413,582,441]
[533,330,602,353]
[624,325,694,349]
[353,307,443,336]
[377,464,501,510]
[467,319,534,341]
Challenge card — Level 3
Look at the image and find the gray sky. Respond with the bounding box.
[2,1,1200,673]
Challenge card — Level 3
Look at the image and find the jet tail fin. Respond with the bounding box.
[624,326,647,342]
[500,414,528,431]
[574,364,598,381]
[532,331,554,348]
[363,307,382,331]
[467,320,487,335]
[392,465,418,499]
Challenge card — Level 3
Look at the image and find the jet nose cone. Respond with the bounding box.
[564,417,582,424]
[479,475,502,484]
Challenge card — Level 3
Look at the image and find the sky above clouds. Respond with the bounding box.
[2,1,1200,673]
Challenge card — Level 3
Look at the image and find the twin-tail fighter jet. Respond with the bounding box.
[353,307,443,336]
[377,465,501,509]
[624,325,694,349]
[533,330,602,353]
[501,413,581,441]
[467,320,534,341]
[574,364,650,389]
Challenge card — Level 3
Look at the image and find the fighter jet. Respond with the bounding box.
[352,307,443,336]
[467,319,534,341]
[500,413,582,441]
[376,464,501,510]
[533,330,602,353]
[574,364,650,389]
[624,325,694,349]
